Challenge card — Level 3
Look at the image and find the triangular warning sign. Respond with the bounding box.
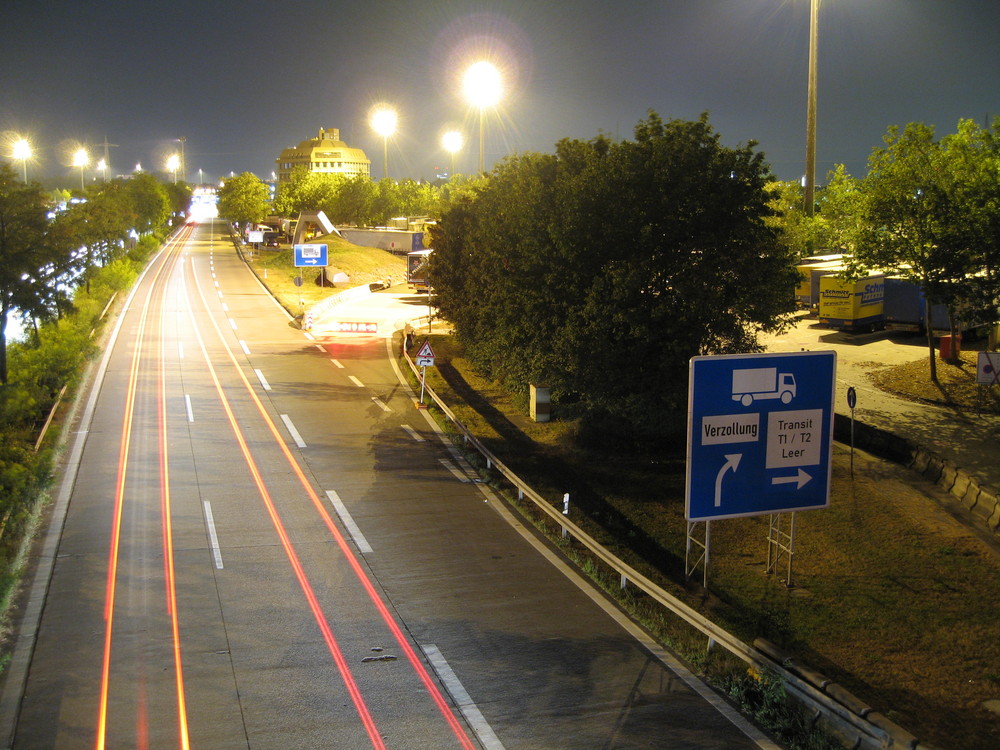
[416,341,436,359]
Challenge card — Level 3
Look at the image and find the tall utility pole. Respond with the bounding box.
[804,0,819,217]
[101,136,119,177]
[178,137,187,182]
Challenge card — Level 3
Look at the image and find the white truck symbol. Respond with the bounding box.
[732,368,796,406]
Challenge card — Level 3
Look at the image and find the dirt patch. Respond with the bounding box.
[871,350,1000,413]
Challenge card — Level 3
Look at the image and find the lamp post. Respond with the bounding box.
[804,0,819,217]
[463,61,502,174]
[441,130,464,176]
[72,147,89,191]
[166,153,180,184]
[12,138,31,183]
[370,106,397,180]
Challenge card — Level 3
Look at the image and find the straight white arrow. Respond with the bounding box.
[771,468,812,489]
[714,454,742,507]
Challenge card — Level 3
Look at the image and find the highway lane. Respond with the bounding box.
[5,218,776,749]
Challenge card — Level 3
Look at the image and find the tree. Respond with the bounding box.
[122,173,170,234]
[217,172,269,230]
[0,164,70,383]
[432,113,797,442]
[851,122,986,379]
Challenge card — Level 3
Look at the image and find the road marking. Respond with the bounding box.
[228,318,237,330]
[302,332,315,341]
[348,375,365,388]
[178,340,184,359]
[326,491,373,554]
[371,397,392,413]
[238,340,251,355]
[330,359,344,369]
[203,501,224,569]
[422,644,505,750]
[214,280,219,288]
[401,424,425,442]
[185,394,194,422]
[315,344,326,352]
[439,459,472,483]
[280,414,307,448]
[221,303,229,312]
[253,369,271,391]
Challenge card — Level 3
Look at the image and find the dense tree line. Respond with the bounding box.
[0,164,182,599]
[430,113,799,444]
[271,169,457,226]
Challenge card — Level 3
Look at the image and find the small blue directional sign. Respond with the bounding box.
[686,351,836,521]
[293,243,328,268]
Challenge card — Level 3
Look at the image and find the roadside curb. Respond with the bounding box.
[833,413,1000,536]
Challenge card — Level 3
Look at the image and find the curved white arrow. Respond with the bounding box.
[771,468,812,489]
[714,453,742,507]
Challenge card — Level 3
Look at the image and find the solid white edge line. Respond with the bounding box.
[239,340,251,355]
[280,414,307,448]
[254,368,271,391]
[348,375,364,387]
[384,336,778,749]
[439,458,471,483]
[371,397,392,413]
[325,490,373,554]
[203,501,224,569]
[422,644,506,750]
[0,232,178,746]
[185,394,194,423]
[401,424,425,442]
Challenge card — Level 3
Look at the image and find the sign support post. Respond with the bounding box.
[685,521,711,589]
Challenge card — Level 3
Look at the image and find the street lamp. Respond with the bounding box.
[370,106,397,180]
[441,130,464,176]
[198,167,204,186]
[166,153,180,184]
[97,158,107,182]
[11,138,31,183]
[72,147,89,191]
[804,0,819,217]
[463,61,502,174]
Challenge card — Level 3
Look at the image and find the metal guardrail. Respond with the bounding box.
[401,346,936,750]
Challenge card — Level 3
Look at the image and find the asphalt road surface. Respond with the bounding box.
[1,219,775,749]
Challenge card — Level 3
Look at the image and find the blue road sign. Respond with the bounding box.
[294,243,328,268]
[686,351,836,521]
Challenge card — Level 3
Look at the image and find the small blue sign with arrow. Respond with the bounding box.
[294,243,328,268]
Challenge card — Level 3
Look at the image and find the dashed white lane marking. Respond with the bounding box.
[185,394,194,423]
[203,501,224,569]
[326,490,373,554]
[280,414,307,448]
[348,375,365,388]
[422,644,506,750]
[439,459,472,483]
[228,318,238,330]
[254,369,272,391]
[401,424,425,442]
[330,359,344,369]
[371,397,392,413]
[239,340,251,356]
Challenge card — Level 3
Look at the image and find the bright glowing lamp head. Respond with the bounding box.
[12,138,31,161]
[463,61,502,109]
[166,154,180,172]
[370,106,398,138]
[97,159,107,171]
[72,147,89,168]
[441,130,464,154]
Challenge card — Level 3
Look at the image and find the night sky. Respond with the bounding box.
[3,0,999,187]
